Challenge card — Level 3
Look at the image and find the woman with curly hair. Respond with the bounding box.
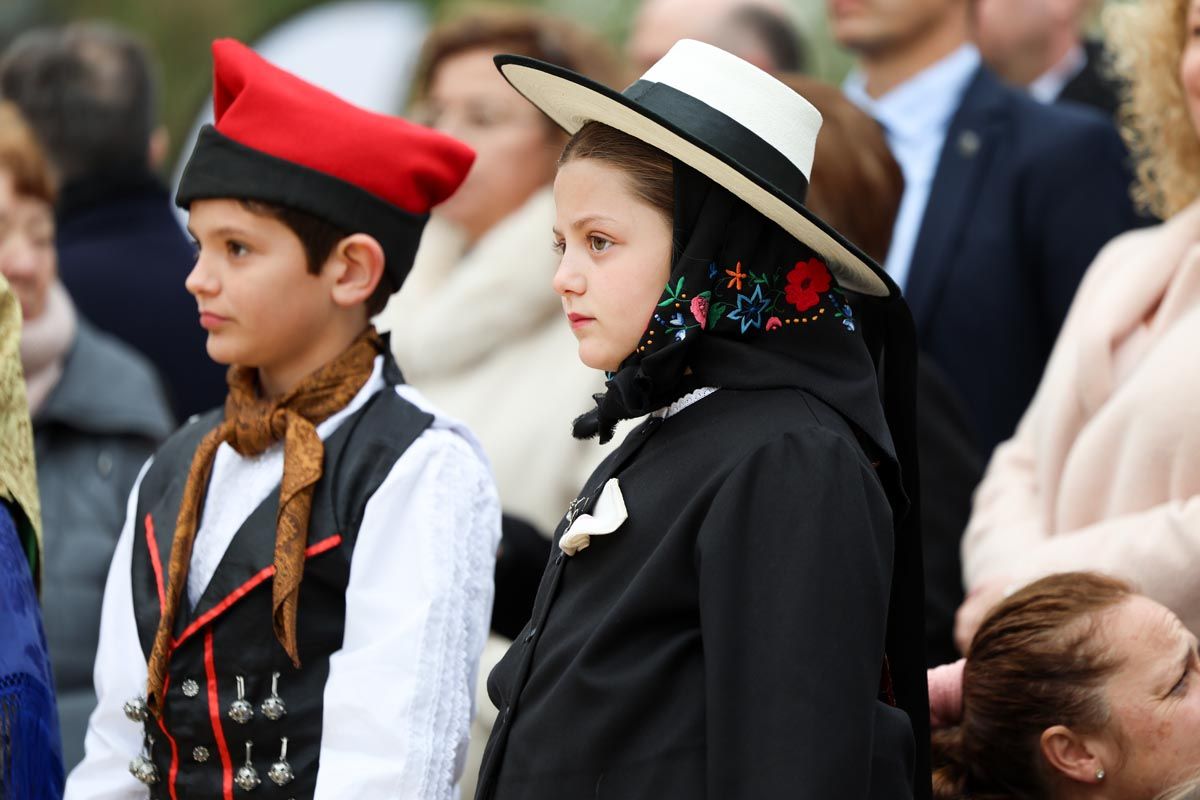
[955,0,1200,653]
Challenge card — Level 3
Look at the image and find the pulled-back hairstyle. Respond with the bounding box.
[1103,0,1200,218]
[558,121,674,226]
[933,572,1133,799]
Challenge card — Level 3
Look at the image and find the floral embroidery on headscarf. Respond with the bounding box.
[636,255,854,355]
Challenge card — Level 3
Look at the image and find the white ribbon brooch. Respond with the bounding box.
[558,478,628,556]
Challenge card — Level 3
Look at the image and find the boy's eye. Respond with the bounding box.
[226,240,250,257]
[1172,671,1190,696]
[588,235,612,254]
[551,239,565,255]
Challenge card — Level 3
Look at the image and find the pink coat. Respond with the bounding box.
[963,200,1200,632]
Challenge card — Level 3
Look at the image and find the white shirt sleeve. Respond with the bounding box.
[64,460,154,800]
[313,421,501,799]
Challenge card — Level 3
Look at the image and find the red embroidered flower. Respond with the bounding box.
[785,258,831,311]
[690,295,709,328]
[765,316,782,331]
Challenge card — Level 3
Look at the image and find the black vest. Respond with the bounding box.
[129,361,431,799]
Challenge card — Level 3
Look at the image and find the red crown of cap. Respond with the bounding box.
[209,38,473,215]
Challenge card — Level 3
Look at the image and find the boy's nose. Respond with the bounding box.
[184,253,218,297]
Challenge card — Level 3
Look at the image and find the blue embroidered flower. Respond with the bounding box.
[669,312,685,327]
[727,284,771,334]
[708,262,718,279]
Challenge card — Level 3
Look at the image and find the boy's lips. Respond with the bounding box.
[567,312,594,330]
[198,310,230,330]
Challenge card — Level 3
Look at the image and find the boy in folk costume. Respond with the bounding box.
[65,40,500,800]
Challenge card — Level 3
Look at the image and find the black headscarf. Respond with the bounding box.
[573,160,931,791]
[575,160,892,460]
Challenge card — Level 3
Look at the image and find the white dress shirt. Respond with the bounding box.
[844,45,982,291]
[1028,43,1087,104]
[64,357,501,800]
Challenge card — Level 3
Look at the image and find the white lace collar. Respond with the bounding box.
[651,387,719,420]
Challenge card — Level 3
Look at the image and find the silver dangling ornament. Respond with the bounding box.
[261,672,287,721]
[123,695,149,723]
[128,734,159,785]
[268,737,295,787]
[235,741,261,791]
[228,675,254,724]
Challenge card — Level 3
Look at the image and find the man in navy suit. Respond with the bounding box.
[830,0,1140,455]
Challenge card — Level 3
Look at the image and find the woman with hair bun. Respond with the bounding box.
[933,572,1200,799]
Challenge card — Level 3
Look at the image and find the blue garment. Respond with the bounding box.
[857,63,1139,453]
[844,45,981,291]
[0,501,65,800]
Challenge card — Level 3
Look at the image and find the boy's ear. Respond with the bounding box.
[328,233,385,309]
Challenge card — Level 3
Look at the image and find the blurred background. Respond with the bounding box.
[0,0,853,174]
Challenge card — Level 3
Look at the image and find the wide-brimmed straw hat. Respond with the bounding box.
[495,38,893,298]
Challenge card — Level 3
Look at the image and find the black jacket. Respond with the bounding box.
[477,386,915,799]
[55,173,227,420]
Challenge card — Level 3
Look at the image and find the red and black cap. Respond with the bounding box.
[176,39,474,291]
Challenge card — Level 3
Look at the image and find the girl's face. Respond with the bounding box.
[1181,0,1200,140]
[552,158,673,372]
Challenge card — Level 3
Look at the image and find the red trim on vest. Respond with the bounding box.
[172,535,344,650]
[204,629,235,800]
[145,514,167,613]
[155,674,181,800]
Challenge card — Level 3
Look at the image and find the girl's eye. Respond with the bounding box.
[226,240,250,258]
[551,239,565,255]
[588,235,612,254]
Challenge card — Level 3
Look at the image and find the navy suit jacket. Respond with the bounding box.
[55,174,227,421]
[907,66,1140,453]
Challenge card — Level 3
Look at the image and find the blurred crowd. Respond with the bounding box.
[1,0,1198,797]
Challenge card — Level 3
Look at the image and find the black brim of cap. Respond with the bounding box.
[176,126,428,293]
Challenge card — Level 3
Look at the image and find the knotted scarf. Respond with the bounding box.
[146,327,383,714]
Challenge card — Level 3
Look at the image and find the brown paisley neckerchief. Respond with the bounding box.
[146,326,383,715]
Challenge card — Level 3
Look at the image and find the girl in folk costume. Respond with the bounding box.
[475,40,930,799]
[66,40,500,800]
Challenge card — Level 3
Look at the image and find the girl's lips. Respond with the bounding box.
[198,311,229,330]
[567,312,594,330]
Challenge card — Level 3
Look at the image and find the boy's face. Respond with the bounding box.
[185,199,339,374]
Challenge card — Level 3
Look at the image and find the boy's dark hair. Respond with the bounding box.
[241,200,393,316]
[0,22,158,184]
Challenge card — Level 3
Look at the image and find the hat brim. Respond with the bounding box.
[496,55,895,299]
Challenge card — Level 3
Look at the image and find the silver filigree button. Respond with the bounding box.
[123,695,149,723]
[192,745,210,763]
[235,741,260,791]
[181,679,200,698]
[129,734,158,785]
[228,675,254,724]
[129,754,159,785]
[268,737,294,787]
[260,672,286,721]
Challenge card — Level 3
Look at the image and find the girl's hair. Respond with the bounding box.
[558,121,674,225]
[0,101,56,205]
[932,572,1133,799]
[1103,0,1200,218]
